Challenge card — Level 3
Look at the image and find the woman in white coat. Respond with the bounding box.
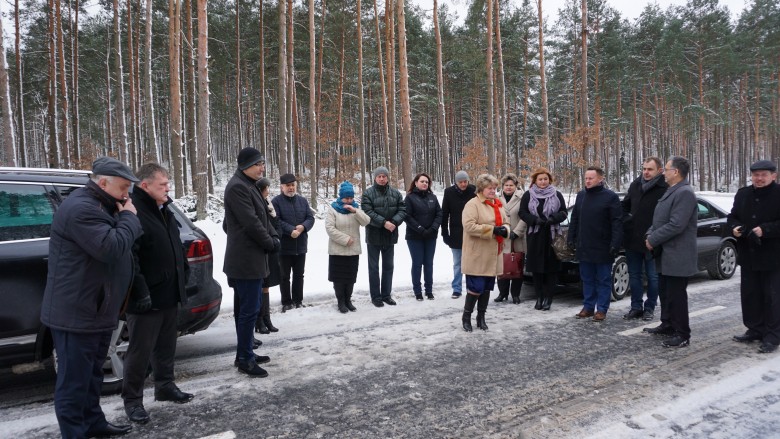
[325,181,371,313]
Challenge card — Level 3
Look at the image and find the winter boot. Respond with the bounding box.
[534,278,544,310]
[476,292,490,330]
[495,280,509,302]
[344,284,357,312]
[255,316,269,334]
[542,295,553,311]
[262,292,278,332]
[511,278,523,304]
[334,283,349,313]
[462,293,478,332]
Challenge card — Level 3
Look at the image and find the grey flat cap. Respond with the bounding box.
[750,160,777,173]
[92,157,140,183]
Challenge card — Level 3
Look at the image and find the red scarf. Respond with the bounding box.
[484,197,504,254]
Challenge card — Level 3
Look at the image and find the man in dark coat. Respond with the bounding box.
[122,164,193,425]
[568,166,623,322]
[441,170,476,298]
[272,173,316,311]
[644,156,698,348]
[362,166,407,307]
[223,147,279,377]
[727,159,780,354]
[41,157,142,438]
[621,157,668,321]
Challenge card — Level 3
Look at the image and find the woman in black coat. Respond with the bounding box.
[256,178,281,333]
[519,167,568,311]
[404,173,443,300]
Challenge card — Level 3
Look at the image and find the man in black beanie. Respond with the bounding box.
[728,159,780,354]
[362,166,406,307]
[223,147,278,376]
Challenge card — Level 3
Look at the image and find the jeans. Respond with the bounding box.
[367,244,395,300]
[232,278,263,363]
[279,254,306,305]
[451,248,463,293]
[407,238,437,295]
[579,261,613,313]
[51,329,113,439]
[625,249,659,311]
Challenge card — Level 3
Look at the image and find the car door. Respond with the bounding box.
[696,199,724,265]
[0,181,57,365]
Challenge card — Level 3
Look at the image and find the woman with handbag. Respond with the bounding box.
[460,174,510,332]
[495,173,527,304]
[325,181,371,313]
[519,168,568,311]
[404,173,443,301]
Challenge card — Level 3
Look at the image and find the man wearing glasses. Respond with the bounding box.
[727,160,780,354]
[643,156,698,347]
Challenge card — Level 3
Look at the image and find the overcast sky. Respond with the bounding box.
[411,0,751,26]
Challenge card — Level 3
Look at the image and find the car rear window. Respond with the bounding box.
[0,183,55,241]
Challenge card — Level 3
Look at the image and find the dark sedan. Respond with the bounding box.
[0,167,222,393]
[556,194,737,300]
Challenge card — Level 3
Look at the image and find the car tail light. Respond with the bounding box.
[190,298,221,313]
[187,239,213,263]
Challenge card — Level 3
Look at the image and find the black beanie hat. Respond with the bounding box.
[237,147,265,170]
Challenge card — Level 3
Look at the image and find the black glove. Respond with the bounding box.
[135,295,152,313]
[493,226,509,238]
[537,218,549,227]
[748,230,762,246]
[272,237,281,253]
[509,231,518,240]
[442,234,451,246]
[609,247,620,258]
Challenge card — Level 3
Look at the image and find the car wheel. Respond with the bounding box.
[611,255,630,301]
[52,320,128,395]
[708,241,737,280]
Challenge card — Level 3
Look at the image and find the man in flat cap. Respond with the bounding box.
[223,147,278,377]
[272,173,315,311]
[728,159,780,354]
[41,156,142,438]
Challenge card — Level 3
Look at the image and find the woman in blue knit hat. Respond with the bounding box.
[325,181,371,313]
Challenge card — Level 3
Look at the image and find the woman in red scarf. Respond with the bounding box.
[460,174,510,331]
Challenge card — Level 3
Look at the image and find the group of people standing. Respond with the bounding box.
[39,148,780,437]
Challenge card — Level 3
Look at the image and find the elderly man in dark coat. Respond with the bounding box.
[621,157,668,321]
[272,173,316,311]
[643,156,698,348]
[41,157,142,438]
[441,170,476,298]
[568,166,623,322]
[224,147,279,377]
[727,159,780,354]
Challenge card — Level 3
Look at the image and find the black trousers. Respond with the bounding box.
[497,277,523,297]
[280,254,307,305]
[532,272,557,299]
[659,274,690,338]
[740,269,780,345]
[121,307,178,407]
[51,328,113,439]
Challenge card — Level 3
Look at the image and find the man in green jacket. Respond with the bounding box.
[362,167,407,307]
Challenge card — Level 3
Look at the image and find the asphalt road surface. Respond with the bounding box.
[2,270,779,438]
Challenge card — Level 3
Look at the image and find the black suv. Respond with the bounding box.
[0,167,222,392]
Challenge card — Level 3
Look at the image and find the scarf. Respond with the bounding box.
[527,184,561,238]
[641,173,664,193]
[484,197,504,254]
[331,200,360,214]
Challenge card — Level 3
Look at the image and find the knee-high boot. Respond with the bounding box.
[344,284,357,312]
[462,293,478,332]
[334,283,349,313]
[534,275,544,310]
[542,273,556,311]
[476,292,491,330]
[262,291,278,332]
[256,292,270,334]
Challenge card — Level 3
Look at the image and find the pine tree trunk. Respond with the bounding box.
[48,0,60,167]
[169,0,184,197]
[335,32,346,184]
[357,0,367,191]
[396,0,412,186]
[494,0,508,174]
[373,0,390,169]
[385,0,398,181]
[113,0,128,162]
[105,30,114,155]
[286,0,295,172]
[195,0,209,220]
[258,0,266,159]
[14,0,25,166]
[0,12,15,166]
[126,1,139,167]
[235,0,243,151]
[315,0,326,189]
[277,0,289,173]
[537,0,550,161]
[484,0,495,172]
[72,0,80,163]
[144,0,158,162]
[55,0,71,165]
[308,0,317,205]
[432,0,451,182]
